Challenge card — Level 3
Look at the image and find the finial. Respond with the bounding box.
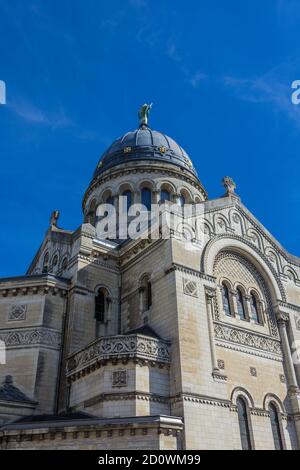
[138,103,153,127]
[50,210,60,227]
[222,176,236,195]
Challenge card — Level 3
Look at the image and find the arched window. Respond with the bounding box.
[105,195,114,206]
[269,403,283,450]
[52,255,58,271]
[178,194,185,207]
[141,188,152,211]
[42,252,49,273]
[237,397,252,450]
[86,199,97,226]
[236,288,247,320]
[146,279,152,310]
[221,283,232,316]
[61,257,68,271]
[250,292,261,324]
[160,189,170,202]
[122,190,132,212]
[140,275,152,313]
[95,289,106,323]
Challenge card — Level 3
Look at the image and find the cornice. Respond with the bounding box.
[165,263,216,282]
[66,334,171,380]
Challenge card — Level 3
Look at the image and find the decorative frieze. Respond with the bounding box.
[0,327,61,349]
[214,322,282,356]
[66,334,171,377]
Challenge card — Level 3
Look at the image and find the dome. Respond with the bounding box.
[93,124,198,178]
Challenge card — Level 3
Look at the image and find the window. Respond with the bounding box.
[146,279,152,309]
[221,283,232,316]
[61,257,68,271]
[269,403,283,450]
[140,275,152,313]
[179,194,185,207]
[236,288,247,320]
[237,397,252,450]
[52,255,58,270]
[95,289,105,323]
[250,292,261,324]
[105,195,114,206]
[86,199,97,226]
[122,190,132,212]
[141,188,152,211]
[42,252,49,273]
[160,189,170,202]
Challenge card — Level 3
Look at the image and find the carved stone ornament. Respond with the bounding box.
[67,334,171,375]
[295,314,300,331]
[0,327,61,348]
[183,278,198,297]
[112,370,127,388]
[8,304,27,321]
[214,323,281,356]
[222,176,236,195]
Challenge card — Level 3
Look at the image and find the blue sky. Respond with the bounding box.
[0,0,300,276]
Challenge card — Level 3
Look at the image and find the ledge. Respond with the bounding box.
[66,334,171,378]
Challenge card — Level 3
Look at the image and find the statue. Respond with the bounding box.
[138,103,153,126]
[222,176,236,195]
[50,210,60,227]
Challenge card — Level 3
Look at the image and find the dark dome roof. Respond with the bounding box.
[94,125,197,178]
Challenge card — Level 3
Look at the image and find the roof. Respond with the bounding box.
[0,376,36,404]
[13,411,93,424]
[93,124,198,179]
[124,324,162,339]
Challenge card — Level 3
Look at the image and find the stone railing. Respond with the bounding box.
[66,334,171,376]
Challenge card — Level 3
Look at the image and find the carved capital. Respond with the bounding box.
[276,311,290,324]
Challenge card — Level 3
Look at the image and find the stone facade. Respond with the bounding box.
[0,119,300,449]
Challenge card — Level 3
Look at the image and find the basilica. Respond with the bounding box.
[0,106,300,450]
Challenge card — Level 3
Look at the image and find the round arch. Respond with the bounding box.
[231,386,255,408]
[201,234,286,303]
[263,393,285,414]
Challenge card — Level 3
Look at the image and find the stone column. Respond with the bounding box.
[153,189,160,204]
[277,316,298,390]
[205,289,219,373]
[276,312,300,447]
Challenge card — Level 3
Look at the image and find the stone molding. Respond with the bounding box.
[66,334,171,378]
[204,201,300,269]
[83,390,169,408]
[0,327,61,350]
[171,392,231,408]
[165,263,216,282]
[0,415,184,446]
[0,284,68,298]
[83,164,205,208]
[276,300,300,314]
